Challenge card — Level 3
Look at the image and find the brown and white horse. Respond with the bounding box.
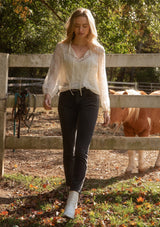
[109,89,160,173]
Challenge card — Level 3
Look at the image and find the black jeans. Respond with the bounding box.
[58,88,99,193]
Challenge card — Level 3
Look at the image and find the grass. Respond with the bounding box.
[0,173,160,226]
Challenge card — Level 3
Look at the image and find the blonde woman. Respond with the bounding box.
[43,8,110,219]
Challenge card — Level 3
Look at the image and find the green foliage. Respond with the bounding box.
[1,0,160,54]
[0,0,160,82]
[134,67,160,82]
[0,0,65,54]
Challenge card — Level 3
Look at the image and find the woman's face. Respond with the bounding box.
[73,16,90,39]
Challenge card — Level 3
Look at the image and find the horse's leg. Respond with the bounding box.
[155,150,160,168]
[138,150,146,172]
[123,126,137,173]
[126,150,137,173]
[138,127,150,172]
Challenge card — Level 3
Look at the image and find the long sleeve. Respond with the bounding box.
[98,48,110,111]
[42,43,62,97]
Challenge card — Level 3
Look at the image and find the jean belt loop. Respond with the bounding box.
[80,88,82,96]
[70,89,74,96]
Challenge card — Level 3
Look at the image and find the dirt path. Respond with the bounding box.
[1,108,160,199]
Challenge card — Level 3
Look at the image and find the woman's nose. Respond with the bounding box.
[79,26,83,32]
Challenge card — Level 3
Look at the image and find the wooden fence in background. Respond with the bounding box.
[1,53,160,177]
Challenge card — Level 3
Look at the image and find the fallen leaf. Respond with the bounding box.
[75,207,82,215]
[137,197,144,203]
[42,184,47,188]
[0,211,8,216]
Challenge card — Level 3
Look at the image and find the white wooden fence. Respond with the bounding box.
[1,53,160,177]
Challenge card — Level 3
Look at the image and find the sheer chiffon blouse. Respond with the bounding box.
[42,42,110,111]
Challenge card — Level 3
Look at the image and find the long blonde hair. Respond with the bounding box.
[62,8,99,49]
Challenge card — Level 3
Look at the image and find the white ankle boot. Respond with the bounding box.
[63,191,79,219]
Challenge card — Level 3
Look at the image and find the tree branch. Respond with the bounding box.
[40,0,65,22]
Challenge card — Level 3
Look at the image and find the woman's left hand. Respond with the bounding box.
[102,110,110,127]
[44,94,52,110]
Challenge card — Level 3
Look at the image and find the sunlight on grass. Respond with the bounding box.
[0,174,160,226]
[4,173,64,192]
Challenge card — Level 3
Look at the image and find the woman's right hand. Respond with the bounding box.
[102,110,110,127]
[44,94,52,110]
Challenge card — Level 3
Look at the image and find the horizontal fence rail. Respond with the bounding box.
[108,81,137,91]
[8,78,138,94]
[8,78,160,95]
[6,94,160,108]
[105,54,160,67]
[5,136,160,151]
[9,53,160,67]
[8,77,43,87]
[138,82,160,94]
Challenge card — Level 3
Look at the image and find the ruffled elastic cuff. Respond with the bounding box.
[103,108,110,115]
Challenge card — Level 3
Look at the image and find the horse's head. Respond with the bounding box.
[109,89,128,127]
[150,90,160,96]
[109,89,144,128]
[110,107,127,126]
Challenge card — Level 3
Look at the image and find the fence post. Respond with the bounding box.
[135,82,138,90]
[0,53,9,178]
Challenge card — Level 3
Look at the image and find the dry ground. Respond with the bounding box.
[1,108,160,199]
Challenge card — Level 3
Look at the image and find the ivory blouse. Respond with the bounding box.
[42,42,110,111]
